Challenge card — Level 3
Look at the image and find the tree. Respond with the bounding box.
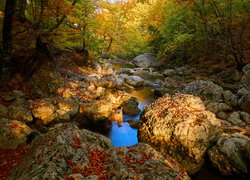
[0,0,16,84]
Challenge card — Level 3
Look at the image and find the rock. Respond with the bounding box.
[102,62,114,75]
[206,102,233,115]
[154,88,166,97]
[124,75,144,87]
[10,123,190,179]
[0,118,32,149]
[120,97,140,115]
[242,63,250,76]
[30,98,58,125]
[223,90,237,107]
[4,90,25,102]
[241,64,250,90]
[133,53,161,68]
[56,109,70,121]
[94,63,102,74]
[227,112,244,126]
[239,111,250,124]
[5,106,33,123]
[208,133,250,177]
[9,123,112,179]
[163,77,179,88]
[95,75,121,89]
[138,94,221,175]
[107,143,190,179]
[182,80,224,104]
[57,97,79,116]
[176,66,194,76]
[117,68,135,75]
[241,75,250,91]
[133,68,149,75]
[126,119,140,129]
[217,111,228,120]
[237,88,250,113]
[79,99,113,125]
[217,70,241,83]
[163,69,175,76]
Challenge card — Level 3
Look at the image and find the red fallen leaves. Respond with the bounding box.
[122,152,153,165]
[0,144,27,180]
[72,136,81,150]
[66,149,110,180]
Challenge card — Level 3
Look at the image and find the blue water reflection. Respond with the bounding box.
[109,99,155,148]
[109,122,138,147]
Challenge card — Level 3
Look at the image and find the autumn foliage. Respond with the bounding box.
[0,145,27,179]
[66,148,110,179]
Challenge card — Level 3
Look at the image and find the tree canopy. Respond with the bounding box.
[0,0,249,83]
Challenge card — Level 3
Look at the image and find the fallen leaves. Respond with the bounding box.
[66,148,110,179]
[71,136,81,150]
[0,144,27,179]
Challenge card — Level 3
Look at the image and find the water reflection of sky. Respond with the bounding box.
[109,94,155,148]
[109,122,138,147]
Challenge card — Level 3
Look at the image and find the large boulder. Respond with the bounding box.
[9,123,112,179]
[120,97,141,115]
[30,97,80,125]
[30,98,58,125]
[3,106,33,123]
[182,80,224,104]
[56,97,79,117]
[79,99,113,125]
[79,92,133,125]
[124,75,144,87]
[208,133,250,177]
[133,53,160,68]
[107,143,190,179]
[138,94,221,175]
[0,118,32,149]
[10,123,190,179]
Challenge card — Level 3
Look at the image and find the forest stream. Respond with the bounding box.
[0,0,249,178]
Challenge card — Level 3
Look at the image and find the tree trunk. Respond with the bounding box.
[0,0,16,85]
[16,0,26,22]
[106,38,113,53]
[82,4,88,52]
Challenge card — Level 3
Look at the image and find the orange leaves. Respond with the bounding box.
[66,159,76,167]
[122,148,153,166]
[0,144,27,179]
[71,136,81,150]
[66,148,109,179]
[81,148,109,179]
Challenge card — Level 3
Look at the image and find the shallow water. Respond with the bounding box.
[109,86,156,148]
